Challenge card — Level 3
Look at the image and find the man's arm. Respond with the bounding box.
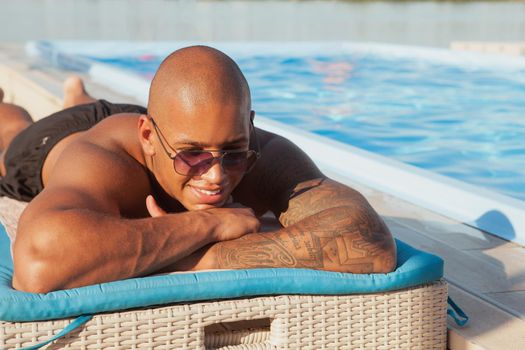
[172,130,397,273]
[12,138,259,293]
[214,179,396,273]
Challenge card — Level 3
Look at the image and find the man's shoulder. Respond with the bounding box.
[252,127,317,172]
[234,127,323,215]
[253,127,297,156]
[42,114,151,217]
[78,113,146,164]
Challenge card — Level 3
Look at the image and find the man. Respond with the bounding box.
[0,46,396,294]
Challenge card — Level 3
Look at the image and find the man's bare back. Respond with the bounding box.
[1,46,396,293]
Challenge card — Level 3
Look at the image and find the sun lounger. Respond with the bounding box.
[0,197,447,349]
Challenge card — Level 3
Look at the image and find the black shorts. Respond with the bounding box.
[0,100,147,202]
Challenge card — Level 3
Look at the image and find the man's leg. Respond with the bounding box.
[0,76,97,176]
[0,88,34,176]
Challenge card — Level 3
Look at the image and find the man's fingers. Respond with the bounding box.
[146,195,167,217]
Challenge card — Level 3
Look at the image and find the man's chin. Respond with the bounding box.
[184,196,231,211]
[185,202,224,211]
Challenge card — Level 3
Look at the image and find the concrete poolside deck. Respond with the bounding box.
[1,44,525,350]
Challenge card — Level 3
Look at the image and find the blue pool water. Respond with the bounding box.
[89,52,525,202]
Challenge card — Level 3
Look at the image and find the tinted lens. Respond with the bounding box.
[175,151,214,175]
[223,151,257,173]
[174,150,258,176]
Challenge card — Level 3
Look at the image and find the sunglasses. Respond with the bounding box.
[149,116,260,176]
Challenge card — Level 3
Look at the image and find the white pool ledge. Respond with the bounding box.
[255,116,525,246]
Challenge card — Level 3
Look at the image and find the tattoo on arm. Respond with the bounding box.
[280,178,369,227]
[216,233,298,268]
[224,133,396,273]
[215,205,396,274]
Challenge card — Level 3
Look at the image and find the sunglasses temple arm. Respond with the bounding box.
[151,118,178,159]
[250,120,262,155]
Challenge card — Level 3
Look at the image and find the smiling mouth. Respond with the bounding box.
[193,187,222,196]
[188,184,231,207]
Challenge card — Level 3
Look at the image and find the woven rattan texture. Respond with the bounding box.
[1,280,447,349]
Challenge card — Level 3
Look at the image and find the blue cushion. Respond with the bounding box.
[0,223,443,322]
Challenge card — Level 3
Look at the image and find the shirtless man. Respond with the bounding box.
[0,46,396,294]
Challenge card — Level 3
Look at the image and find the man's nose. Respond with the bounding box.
[200,159,225,183]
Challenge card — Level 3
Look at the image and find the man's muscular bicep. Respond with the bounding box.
[279,178,374,227]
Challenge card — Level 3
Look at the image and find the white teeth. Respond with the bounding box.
[194,188,221,196]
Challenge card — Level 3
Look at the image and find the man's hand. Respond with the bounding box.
[145,194,261,273]
[146,195,261,242]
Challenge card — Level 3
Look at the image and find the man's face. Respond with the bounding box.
[152,101,252,211]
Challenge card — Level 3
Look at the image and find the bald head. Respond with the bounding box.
[148,46,251,124]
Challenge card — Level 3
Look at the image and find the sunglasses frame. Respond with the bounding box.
[148,115,261,176]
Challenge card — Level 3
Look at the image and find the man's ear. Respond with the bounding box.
[138,115,155,156]
[250,110,255,123]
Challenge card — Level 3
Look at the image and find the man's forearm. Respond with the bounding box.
[174,205,396,274]
[13,208,217,293]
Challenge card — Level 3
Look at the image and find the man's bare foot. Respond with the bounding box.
[63,76,97,108]
[0,87,4,103]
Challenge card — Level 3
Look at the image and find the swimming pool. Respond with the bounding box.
[27,41,525,244]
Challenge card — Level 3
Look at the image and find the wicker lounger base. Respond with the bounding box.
[1,280,447,350]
